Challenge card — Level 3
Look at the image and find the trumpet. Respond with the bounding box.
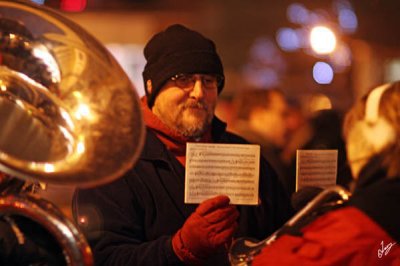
[229,186,351,266]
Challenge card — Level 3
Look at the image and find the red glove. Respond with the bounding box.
[172,195,239,264]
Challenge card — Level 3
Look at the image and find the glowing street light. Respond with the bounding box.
[310,26,337,54]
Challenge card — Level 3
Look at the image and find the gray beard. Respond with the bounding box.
[174,102,214,138]
[154,101,215,139]
[178,123,209,138]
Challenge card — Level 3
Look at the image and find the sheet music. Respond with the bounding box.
[296,149,338,191]
[185,143,260,205]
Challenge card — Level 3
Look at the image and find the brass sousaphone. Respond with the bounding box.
[0,0,145,265]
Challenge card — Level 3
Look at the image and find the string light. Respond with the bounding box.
[60,0,87,12]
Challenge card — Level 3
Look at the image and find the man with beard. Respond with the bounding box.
[73,24,292,266]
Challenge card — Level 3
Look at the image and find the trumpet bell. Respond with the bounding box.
[0,0,145,187]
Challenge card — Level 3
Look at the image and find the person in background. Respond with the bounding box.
[282,109,353,195]
[252,82,400,265]
[285,97,306,141]
[73,24,293,265]
[229,89,291,194]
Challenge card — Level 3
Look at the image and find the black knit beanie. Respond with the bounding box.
[142,24,225,108]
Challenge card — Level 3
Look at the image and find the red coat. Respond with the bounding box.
[253,207,400,266]
[253,159,400,266]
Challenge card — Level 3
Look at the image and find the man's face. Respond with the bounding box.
[151,74,218,138]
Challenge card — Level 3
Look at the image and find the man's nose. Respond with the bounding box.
[189,79,205,98]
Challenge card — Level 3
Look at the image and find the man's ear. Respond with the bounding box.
[146,80,153,94]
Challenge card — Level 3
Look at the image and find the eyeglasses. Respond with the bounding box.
[170,73,224,90]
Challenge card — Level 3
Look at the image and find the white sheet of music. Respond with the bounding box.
[296,149,338,191]
[185,143,260,205]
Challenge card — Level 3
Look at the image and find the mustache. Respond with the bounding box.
[182,101,207,110]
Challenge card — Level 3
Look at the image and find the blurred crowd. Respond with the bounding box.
[222,88,352,198]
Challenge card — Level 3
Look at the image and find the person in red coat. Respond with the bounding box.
[251,82,400,266]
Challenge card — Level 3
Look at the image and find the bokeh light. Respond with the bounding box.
[243,37,285,88]
[313,62,334,84]
[30,0,45,4]
[384,59,400,83]
[243,65,280,88]
[310,26,337,54]
[250,37,284,65]
[333,0,358,33]
[329,43,352,72]
[60,0,87,12]
[276,28,301,52]
[338,9,358,33]
[287,3,309,25]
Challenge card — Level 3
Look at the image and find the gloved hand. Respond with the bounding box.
[172,195,239,264]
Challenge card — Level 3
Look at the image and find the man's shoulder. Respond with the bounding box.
[218,130,249,144]
[139,128,167,157]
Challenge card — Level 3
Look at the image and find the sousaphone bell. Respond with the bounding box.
[0,0,145,264]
